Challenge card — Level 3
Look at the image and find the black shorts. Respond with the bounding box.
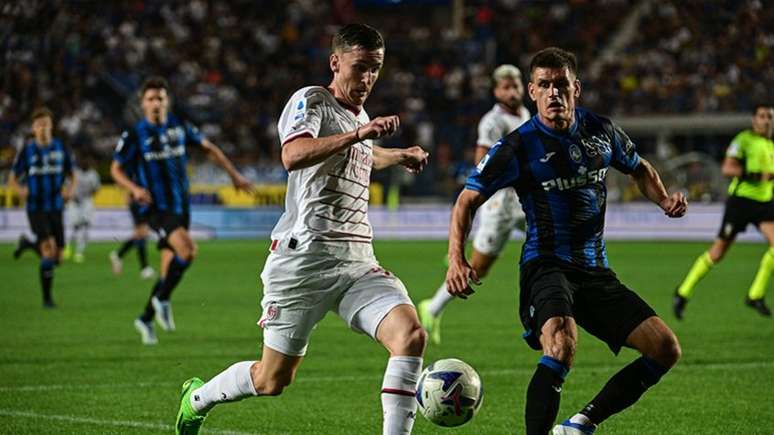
[129,202,149,225]
[27,211,65,248]
[519,258,657,354]
[717,196,774,240]
[148,211,190,243]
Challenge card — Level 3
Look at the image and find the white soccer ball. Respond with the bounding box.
[415,358,484,427]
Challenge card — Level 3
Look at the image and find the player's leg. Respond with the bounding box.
[556,277,678,434]
[155,226,195,301]
[673,200,743,319]
[13,233,39,259]
[136,245,174,340]
[745,221,774,316]
[135,224,154,278]
[38,237,58,308]
[558,317,679,435]
[519,262,576,435]
[178,346,304,434]
[375,305,426,435]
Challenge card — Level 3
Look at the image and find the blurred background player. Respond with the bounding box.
[175,23,430,435]
[62,152,100,263]
[418,64,530,344]
[8,107,75,308]
[109,193,155,279]
[111,76,254,345]
[674,104,774,318]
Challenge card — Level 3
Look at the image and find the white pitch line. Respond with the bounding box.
[0,409,263,435]
[0,360,771,393]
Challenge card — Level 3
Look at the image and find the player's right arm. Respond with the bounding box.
[282,115,400,171]
[8,146,28,199]
[721,134,764,180]
[446,189,487,298]
[111,130,151,204]
[446,138,521,298]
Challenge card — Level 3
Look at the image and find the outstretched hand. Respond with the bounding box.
[445,258,481,299]
[232,173,257,195]
[659,192,687,218]
[400,146,430,174]
[358,115,400,140]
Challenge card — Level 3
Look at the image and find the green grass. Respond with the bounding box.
[1,240,773,434]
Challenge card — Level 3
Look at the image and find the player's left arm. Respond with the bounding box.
[61,148,76,201]
[199,138,256,194]
[372,145,429,172]
[630,158,686,218]
[609,121,686,218]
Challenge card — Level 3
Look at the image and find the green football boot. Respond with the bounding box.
[176,377,207,434]
[418,299,442,345]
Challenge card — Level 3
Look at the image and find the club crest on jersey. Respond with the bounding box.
[569,144,582,163]
[541,167,608,192]
[579,135,611,157]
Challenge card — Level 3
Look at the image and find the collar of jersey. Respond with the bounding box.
[140,117,170,130]
[533,109,580,139]
[33,139,57,150]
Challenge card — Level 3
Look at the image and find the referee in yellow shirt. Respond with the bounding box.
[674,104,774,318]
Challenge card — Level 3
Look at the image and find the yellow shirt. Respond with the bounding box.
[726,130,774,202]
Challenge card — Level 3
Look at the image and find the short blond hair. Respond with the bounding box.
[492,64,522,84]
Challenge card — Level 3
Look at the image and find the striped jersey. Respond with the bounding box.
[273,86,375,261]
[113,115,204,215]
[465,107,641,269]
[12,138,74,212]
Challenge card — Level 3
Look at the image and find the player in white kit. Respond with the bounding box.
[63,154,101,263]
[176,24,430,435]
[419,65,530,344]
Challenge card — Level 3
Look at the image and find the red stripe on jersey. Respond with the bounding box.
[381,388,415,397]
[270,239,278,251]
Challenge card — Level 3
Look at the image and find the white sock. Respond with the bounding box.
[75,226,88,255]
[381,356,422,435]
[427,283,454,317]
[190,361,258,413]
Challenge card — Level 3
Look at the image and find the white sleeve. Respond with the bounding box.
[476,113,500,148]
[278,88,325,146]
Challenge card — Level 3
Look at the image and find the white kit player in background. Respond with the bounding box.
[419,64,531,345]
[63,154,101,263]
[175,24,430,435]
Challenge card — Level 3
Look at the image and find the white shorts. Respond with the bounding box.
[66,199,94,227]
[258,253,413,356]
[473,188,524,256]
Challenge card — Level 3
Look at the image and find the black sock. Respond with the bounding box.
[581,356,668,425]
[525,356,569,435]
[117,238,135,257]
[155,256,191,301]
[136,239,148,268]
[140,279,163,322]
[40,257,56,303]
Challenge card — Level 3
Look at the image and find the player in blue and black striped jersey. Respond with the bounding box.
[8,107,76,308]
[445,48,688,435]
[111,77,254,345]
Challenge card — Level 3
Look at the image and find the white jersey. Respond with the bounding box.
[476,103,531,148]
[71,167,101,202]
[273,86,375,261]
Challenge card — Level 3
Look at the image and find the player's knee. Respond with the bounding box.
[401,323,427,356]
[654,333,681,368]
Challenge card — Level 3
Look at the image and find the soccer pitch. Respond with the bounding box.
[1,240,772,434]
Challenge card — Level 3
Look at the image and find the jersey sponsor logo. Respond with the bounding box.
[143,144,186,161]
[569,144,582,163]
[28,164,64,176]
[539,152,556,163]
[579,135,611,157]
[541,167,608,191]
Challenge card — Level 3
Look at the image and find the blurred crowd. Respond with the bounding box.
[1,0,771,199]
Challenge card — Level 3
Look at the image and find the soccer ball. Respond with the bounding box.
[415,358,483,427]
